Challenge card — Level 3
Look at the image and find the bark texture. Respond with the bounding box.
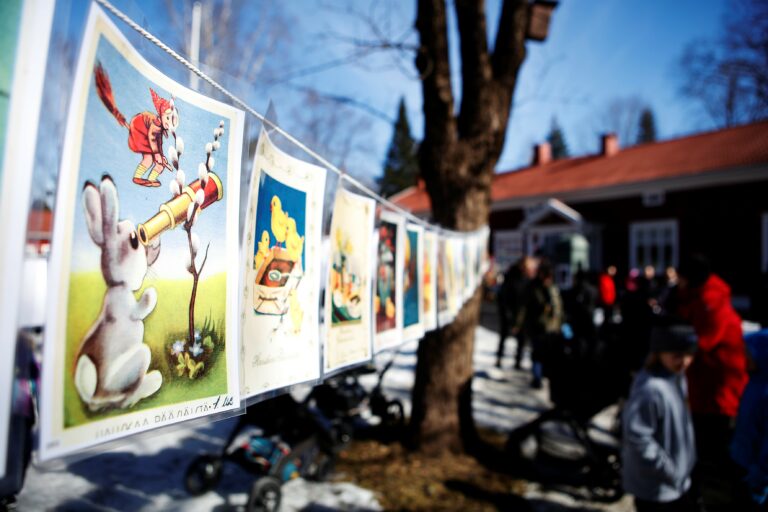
[408,0,529,454]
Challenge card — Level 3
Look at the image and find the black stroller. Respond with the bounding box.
[505,323,632,501]
[184,393,337,512]
[307,351,406,444]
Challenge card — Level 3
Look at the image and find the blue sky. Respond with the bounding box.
[49,0,728,184]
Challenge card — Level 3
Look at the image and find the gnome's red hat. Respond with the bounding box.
[150,88,172,115]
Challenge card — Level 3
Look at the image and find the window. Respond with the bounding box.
[629,219,678,273]
[642,191,665,207]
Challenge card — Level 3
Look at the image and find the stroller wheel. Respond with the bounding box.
[184,454,223,496]
[247,476,282,512]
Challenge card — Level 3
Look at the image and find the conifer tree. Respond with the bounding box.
[547,118,569,159]
[637,108,657,144]
[377,98,419,197]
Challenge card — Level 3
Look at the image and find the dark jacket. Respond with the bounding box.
[517,278,563,338]
[731,329,768,505]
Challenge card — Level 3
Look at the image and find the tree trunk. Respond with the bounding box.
[409,290,482,453]
[408,0,530,454]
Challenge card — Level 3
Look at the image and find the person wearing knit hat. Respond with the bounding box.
[622,323,700,511]
[94,62,180,187]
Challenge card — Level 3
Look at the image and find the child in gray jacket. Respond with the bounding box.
[622,324,700,512]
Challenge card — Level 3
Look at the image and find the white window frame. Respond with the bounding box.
[629,219,678,273]
[493,230,523,271]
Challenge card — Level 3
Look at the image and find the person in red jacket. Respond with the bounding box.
[677,253,748,509]
[598,264,617,308]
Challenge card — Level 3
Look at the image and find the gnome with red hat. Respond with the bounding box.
[94,62,180,187]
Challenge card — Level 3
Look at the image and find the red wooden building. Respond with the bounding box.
[392,121,768,309]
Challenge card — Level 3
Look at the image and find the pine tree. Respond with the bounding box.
[377,98,419,197]
[637,108,657,144]
[546,118,569,159]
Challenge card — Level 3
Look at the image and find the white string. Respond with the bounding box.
[94,0,482,238]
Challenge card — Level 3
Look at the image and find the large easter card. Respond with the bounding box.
[40,5,244,461]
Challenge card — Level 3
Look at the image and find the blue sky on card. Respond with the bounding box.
[71,32,232,277]
[51,0,727,184]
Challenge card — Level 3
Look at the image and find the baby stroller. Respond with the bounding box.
[505,324,631,502]
[184,393,337,512]
[307,350,406,444]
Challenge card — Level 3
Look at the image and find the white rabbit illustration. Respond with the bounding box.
[74,175,162,411]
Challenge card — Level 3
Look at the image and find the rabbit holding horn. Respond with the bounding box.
[74,175,162,411]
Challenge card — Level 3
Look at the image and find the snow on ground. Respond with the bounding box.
[19,303,632,510]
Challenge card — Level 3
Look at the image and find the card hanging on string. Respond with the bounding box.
[465,234,476,298]
[374,211,405,353]
[451,237,466,313]
[436,234,453,327]
[402,223,425,342]
[462,236,473,301]
[480,226,491,275]
[0,0,55,476]
[471,231,482,294]
[440,236,458,323]
[323,188,376,375]
[39,4,244,462]
[240,128,326,398]
[422,230,439,332]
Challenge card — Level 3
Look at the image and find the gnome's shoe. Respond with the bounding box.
[133,177,152,186]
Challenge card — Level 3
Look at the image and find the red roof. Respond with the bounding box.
[27,206,53,240]
[392,121,768,214]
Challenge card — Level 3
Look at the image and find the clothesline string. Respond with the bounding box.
[93,0,481,238]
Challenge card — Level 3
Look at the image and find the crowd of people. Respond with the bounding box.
[495,254,767,511]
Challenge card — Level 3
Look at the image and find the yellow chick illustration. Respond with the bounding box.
[385,296,395,319]
[288,290,303,334]
[254,230,271,271]
[270,195,289,246]
[285,217,304,263]
[335,227,343,249]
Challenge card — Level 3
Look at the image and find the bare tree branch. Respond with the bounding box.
[415,0,457,150]
[285,84,395,124]
[455,0,493,139]
[491,0,528,86]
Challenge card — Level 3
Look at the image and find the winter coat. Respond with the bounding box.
[499,264,529,320]
[622,366,696,503]
[517,278,563,338]
[678,274,748,417]
[598,272,616,307]
[731,329,768,505]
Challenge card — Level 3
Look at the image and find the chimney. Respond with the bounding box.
[531,142,552,166]
[601,133,619,157]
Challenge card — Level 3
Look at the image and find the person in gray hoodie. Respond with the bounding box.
[622,324,700,512]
